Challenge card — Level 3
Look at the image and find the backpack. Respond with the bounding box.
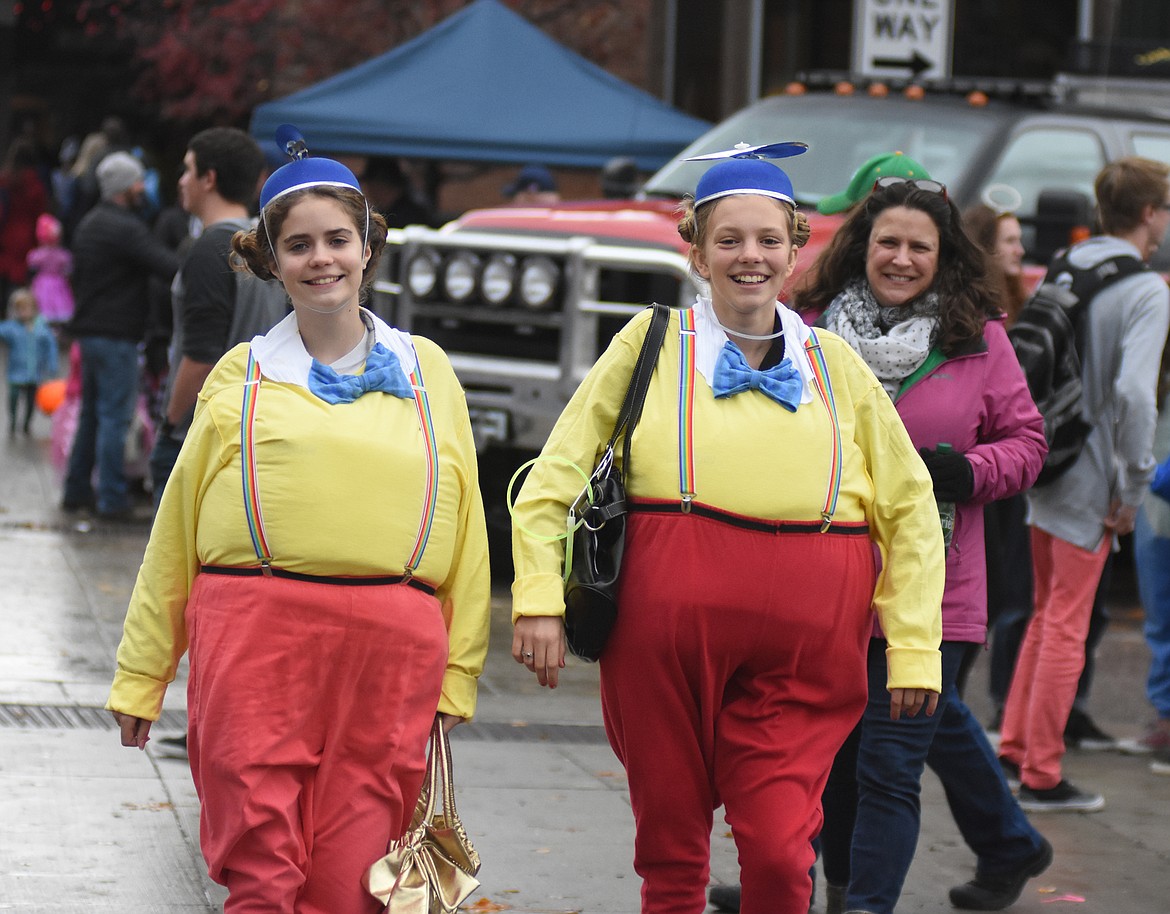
[1008,250,1148,486]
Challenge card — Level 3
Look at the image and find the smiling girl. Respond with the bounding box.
[510,151,944,914]
[106,133,490,913]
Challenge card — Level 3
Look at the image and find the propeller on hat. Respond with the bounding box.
[685,141,808,162]
[275,124,310,161]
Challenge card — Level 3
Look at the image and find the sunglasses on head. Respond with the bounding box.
[873,175,948,200]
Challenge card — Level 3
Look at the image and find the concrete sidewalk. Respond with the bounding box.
[2,413,1169,913]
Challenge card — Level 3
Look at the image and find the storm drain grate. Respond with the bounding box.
[0,704,607,743]
[0,703,187,731]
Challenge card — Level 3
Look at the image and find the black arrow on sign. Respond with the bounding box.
[872,50,934,75]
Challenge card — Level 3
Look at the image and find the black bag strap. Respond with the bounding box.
[607,303,670,480]
[1044,251,1148,352]
[1045,250,1147,301]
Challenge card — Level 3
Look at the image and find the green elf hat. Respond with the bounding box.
[816,151,931,215]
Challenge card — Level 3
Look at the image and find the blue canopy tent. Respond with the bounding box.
[249,0,709,171]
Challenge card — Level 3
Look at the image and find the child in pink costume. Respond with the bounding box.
[26,214,74,326]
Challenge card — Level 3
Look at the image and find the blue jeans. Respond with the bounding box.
[841,640,1044,914]
[1134,506,1170,718]
[63,337,140,515]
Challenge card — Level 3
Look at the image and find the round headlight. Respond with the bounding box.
[444,252,480,302]
[481,253,516,306]
[406,250,440,298]
[518,256,558,309]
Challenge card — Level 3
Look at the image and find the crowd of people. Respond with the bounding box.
[3,118,1170,914]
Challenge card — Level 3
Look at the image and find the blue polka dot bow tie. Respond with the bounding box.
[307,342,414,404]
[711,341,804,411]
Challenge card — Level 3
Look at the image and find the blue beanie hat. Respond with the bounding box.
[694,158,795,208]
[687,141,807,208]
[259,124,362,211]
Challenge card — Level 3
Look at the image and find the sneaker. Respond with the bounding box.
[153,732,189,761]
[998,757,1021,791]
[1018,779,1104,812]
[1116,720,1170,755]
[1151,747,1170,776]
[824,883,847,914]
[949,836,1053,910]
[1063,708,1116,751]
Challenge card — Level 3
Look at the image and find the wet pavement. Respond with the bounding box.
[1,408,1168,913]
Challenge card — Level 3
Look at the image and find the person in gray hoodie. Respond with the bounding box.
[999,156,1170,813]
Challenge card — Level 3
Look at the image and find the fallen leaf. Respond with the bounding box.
[466,899,509,912]
[121,801,174,811]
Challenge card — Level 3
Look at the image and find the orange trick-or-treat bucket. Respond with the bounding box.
[36,378,67,415]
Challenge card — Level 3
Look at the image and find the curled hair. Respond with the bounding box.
[677,193,810,270]
[795,182,997,355]
[230,186,389,293]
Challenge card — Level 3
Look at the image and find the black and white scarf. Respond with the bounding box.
[821,279,940,398]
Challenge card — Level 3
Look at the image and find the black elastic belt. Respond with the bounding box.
[200,564,436,594]
[628,501,869,535]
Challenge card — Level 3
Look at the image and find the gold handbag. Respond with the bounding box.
[364,718,482,914]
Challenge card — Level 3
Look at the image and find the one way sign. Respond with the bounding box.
[854,0,954,80]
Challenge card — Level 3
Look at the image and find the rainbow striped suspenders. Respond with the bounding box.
[239,347,438,578]
[240,351,272,566]
[677,308,698,508]
[674,311,842,531]
[802,329,843,531]
[402,359,438,578]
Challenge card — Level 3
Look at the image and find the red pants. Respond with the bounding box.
[1000,527,1110,789]
[601,509,876,914]
[185,572,448,914]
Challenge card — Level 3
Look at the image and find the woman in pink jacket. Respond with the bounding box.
[796,177,1050,914]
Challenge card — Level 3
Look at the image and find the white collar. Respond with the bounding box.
[248,307,417,388]
[692,294,815,405]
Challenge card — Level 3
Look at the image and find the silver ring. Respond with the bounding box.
[522,651,534,659]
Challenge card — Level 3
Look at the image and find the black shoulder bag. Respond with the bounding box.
[563,302,670,661]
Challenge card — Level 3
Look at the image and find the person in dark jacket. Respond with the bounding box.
[62,151,180,520]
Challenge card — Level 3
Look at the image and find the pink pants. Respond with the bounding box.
[601,509,876,914]
[999,527,1110,789]
[185,572,448,914]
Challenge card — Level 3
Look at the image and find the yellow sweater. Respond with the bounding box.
[107,336,490,722]
[511,306,942,691]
